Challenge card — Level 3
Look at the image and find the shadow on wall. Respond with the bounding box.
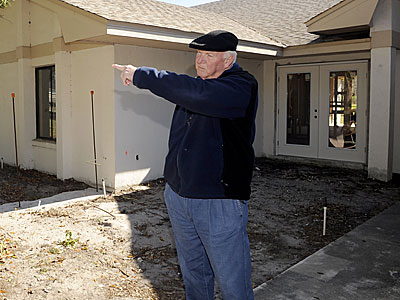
[115,89,174,128]
[113,89,174,181]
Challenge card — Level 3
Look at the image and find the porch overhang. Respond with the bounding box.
[306,0,379,35]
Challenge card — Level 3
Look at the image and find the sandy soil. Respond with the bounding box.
[0,158,399,299]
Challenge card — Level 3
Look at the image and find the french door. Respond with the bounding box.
[277,62,368,163]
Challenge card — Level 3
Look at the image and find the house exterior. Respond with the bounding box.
[0,0,398,190]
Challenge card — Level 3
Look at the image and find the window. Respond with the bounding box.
[35,66,56,140]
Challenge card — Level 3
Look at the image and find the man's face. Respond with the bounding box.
[195,50,229,80]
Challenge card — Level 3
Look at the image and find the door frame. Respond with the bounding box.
[318,62,368,163]
[276,61,369,163]
[277,65,320,158]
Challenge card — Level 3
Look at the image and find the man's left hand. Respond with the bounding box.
[112,64,137,86]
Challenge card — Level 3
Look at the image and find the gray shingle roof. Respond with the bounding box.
[60,0,283,47]
[196,0,344,46]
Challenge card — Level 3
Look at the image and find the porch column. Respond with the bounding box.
[55,43,73,180]
[368,0,398,181]
[368,47,396,181]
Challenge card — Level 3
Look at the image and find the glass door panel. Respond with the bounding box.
[328,71,357,149]
[278,66,319,158]
[287,73,311,145]
[319,62,367,163]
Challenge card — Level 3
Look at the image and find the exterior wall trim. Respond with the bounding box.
[0,39,112,65]
[283,38,371,57]
[371,30,400,49]
[0,50,17,64]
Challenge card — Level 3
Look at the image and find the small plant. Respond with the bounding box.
[0,0,14,9]
[59,230,79,248]
[48,247,60,255]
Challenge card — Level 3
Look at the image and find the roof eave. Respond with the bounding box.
[106,21,283,58]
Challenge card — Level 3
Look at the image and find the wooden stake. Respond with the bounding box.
[11,93,21,208]
[90,91,98,192]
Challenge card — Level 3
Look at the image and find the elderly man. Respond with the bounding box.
[113,30,257,300]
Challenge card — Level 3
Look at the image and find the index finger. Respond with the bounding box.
[112,64,126,71]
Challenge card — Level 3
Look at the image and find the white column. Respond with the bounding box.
[55,50,73,179]
[368,47,396,181]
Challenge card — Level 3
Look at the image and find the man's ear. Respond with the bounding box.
[224,54,234,69]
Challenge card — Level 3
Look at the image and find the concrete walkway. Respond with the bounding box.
[0,188,102,213]
[254,202,400,300]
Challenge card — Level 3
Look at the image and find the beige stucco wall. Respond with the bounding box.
[262,60,276,157]
[113,44,266,188]
[0,62,18,166]
[114,45,192,188]
[0,0,63,174]
[32,140,57,174]
[0,3,18,166]
[29,2,62,47]
[393,49,400,174]
[237,57,265,156]
[0,3,17,53]
[70,46,115,187]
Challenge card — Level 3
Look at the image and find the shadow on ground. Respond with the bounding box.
[109,158,400,299]
[0,158,399,299]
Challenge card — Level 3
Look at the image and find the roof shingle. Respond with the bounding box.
[60,0,283,46]
[196,0,344,46]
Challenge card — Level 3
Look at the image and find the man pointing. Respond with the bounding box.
[113,30,258,300]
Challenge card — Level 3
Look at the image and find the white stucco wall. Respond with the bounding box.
[262,60,276,157]
[70,46,115,188]
[0,0,64,174]
[113,45,189,187]
[0,62,18,166]
[32,140,57,174]
[237,57,265,156]
[0,3,17,53]
[113,45,266,188]
[29,2,62,47]
[0,2,18,166]
[22,0,61,174]
[393,50,400,174]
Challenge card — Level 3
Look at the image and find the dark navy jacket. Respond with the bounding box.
[133,63,258,200]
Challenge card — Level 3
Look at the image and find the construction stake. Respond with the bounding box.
[90,91,98,192]
[11,93,18,169]
[11,93,21,207]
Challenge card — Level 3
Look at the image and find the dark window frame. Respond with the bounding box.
[35,65,56,141]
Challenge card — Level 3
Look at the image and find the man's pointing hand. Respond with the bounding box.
[112,64,137,86]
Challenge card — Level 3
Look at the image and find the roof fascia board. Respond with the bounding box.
[306,0,379,35]
[283,38,371,57]
[107,21,282,57]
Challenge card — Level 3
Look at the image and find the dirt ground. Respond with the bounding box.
[0,158,399,299]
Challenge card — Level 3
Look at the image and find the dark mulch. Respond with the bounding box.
[0,164,88,204]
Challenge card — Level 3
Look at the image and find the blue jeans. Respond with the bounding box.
[164,184,254,300]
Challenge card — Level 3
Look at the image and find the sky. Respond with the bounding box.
[156,0,218,7]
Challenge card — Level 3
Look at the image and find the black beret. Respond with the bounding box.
[189,30,238,52]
